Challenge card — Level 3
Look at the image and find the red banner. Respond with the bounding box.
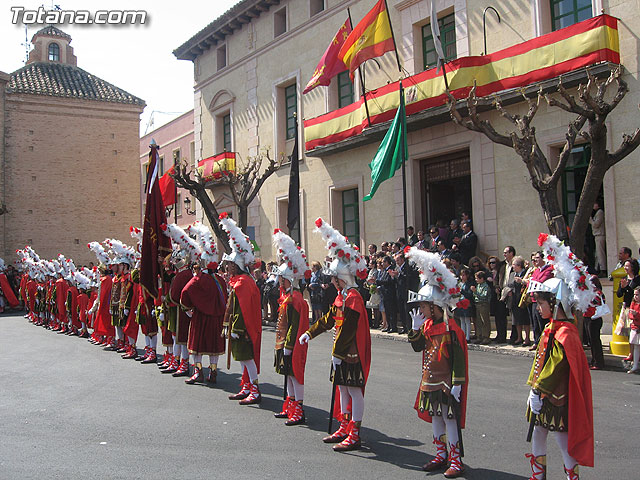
[158,165,176,207]
[303,18,352,94]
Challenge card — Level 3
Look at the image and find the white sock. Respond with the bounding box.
[172,334,177,353]
[81,322,86,330]
[208,354,219,366]
[444,416,459,445]
[240,359,258,383]
[531,425,548,457]
[115,326,123,340]
[144,335,150,348]
[338,386,351,417]
[127,336,135,345]
[291,377,304,402]
[150,335,157,349]
[167,345,173,354]
[287,376,295,398]
[180,344,189,361]
[346,386,364,422]
[633,344,640,370]
[193,354,202,364]
[432,415,446,440]
[554,431,577,470]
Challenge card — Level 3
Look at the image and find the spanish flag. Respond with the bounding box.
[338,0,395,78]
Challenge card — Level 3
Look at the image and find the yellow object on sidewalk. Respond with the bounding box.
[610,267,630,356]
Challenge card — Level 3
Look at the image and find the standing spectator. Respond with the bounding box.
[367,244,378,265]
[392,252,419,334]
[406,226,418,246]
[609,247,632,279]
[455,220,478,266]
[449,253,465,277]
[381,242,390,254]
[468,256,486,277]
[586,276,607,370]
[376,256,398,333]
[321,257,338,314]
[617,259,640,362]
[526,251,553,349]
[391,241,403,254]
[589,200,606,277]
[494,246,516,344]
[415,230,428,250]
[471,271,491,344]
[308,261,325,324]
[436,219,448,242]
[508,256,531,346]
[437,240,451,260]
[461,211,472,228]
[626,286,640,374]
[427,227,441,252]
[486,255,500,317]
[455,268,475,341]
[446,219,463,249]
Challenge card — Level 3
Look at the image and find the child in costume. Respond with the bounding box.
[271,229,311,425]
[299,218,371,452]
[405,247,468,479]
[525,233,595,480]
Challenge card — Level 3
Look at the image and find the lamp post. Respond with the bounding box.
[184,197,196,216]
[482,6,501,56]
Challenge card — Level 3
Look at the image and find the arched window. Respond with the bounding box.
[48,43,60,61]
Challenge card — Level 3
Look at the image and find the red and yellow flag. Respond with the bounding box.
[338,0,394,78]
[158,165,176,207]
[303,18,352,94]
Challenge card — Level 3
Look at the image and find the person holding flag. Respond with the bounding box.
[299,217,370,452]
[405,247,468,478]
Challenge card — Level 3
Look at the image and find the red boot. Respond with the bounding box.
[443,441,465,478]
[228,381,250,400]
[285,400,305,426]
[141,349,157,364]
[185,364,203,384]
[239,381,261,405]
[423,435,448,471]
[526,454,546,480]
[564,464,579,480]
[274,397,293,418]
[322,416,350,443]
[333,421,361,451]
[162,355,180,373]
[121,344,138,359]
[172,358,189,376]
[135,346,150,361]
[158,353,172,369]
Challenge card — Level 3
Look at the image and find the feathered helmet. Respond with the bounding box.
[160,223,201,268]
[187,221,218,270]
[23,246,40,262]
[57,254,77,282]
[72,271,91,291]
[271,228,311,284]
[406,247,461,311]
[529,233,599,316]
[88,241,111,270]
[0,257,5,272]
[313,217,366,288]
[129,226,143,267]
[219,212,255,272]
[104,239,136,267]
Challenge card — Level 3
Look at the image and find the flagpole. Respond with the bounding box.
[383,0,403,74]
[347,8,372,128]
[399,82,408,239]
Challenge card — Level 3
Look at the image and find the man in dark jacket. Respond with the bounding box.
[456,220,478,266]
[376,256,398,332]
[392,252,420,334]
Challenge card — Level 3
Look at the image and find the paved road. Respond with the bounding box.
[0,312,638,479]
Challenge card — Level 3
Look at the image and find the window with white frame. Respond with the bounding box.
[310,0,325,16]
[274,7,287,37]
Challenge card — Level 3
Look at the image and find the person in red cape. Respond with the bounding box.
[0,261,20,310]
[404,248,468,479]
[54,271,69,332]
[76,279,90,338]
[219,213,263,406]
[65,278,79,335]
[271,229,311,426]
[525,233,595,480]
[92,265,114,346]
[26,275,38,321]
[299,218,371,452]
[121,272,140,359]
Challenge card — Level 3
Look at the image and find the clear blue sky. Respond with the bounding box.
[0,0,237,134]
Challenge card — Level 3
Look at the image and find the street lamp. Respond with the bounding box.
[184,197,196,215]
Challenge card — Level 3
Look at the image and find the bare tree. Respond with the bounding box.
[171,148,284,254]
[447,65,640,256]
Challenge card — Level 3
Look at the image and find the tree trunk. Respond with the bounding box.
[537,186,569,243]
[237,205,248,232]
[193,189,231,254]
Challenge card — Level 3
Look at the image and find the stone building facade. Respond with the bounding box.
[174,0,639,267]
[1,26,145,264]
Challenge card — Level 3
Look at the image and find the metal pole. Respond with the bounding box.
[383,0,403,74]
[482,6,501,55]
[400,83,407,238]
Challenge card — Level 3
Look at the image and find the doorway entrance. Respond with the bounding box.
[420,150,472,231]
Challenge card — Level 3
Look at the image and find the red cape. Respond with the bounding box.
[0,273,19,308]
[20,274,28,304]
[77,293,89,325]
[67,286,80,328]
[123,283,140,341]
[543,320,594,467]
[88,290,98,327]
[229,274,262,373]
[26,280,37,313]
[55,278,68,322]
[332,288,371,421]
[413,317,469,428]
[279,289,309,385]
[93,276,114,336]
[182,272,227,316]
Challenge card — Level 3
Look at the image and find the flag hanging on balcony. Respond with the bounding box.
[338,0,394,79]
[158,166,176,207]
[363,82,406,202]
[303,18,353,94]
[140,141,172,298]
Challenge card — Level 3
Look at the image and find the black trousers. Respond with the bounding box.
[587,317,605,368]
[529,303,545,344]
[494,300,508,341]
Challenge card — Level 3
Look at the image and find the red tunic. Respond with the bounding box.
[170,269,194,344]
[88,290,98,327]
[20,274,28,304]
[77,293,89,326]
[93,276,114,336]
[123,283,140,341]
[67,285,80,329]
[229,274,262,373]
[182,272,227,355]
[0,273,19,308]
[279,290,309,385]
[55,278,68,322]
[26,280,37,314]
[541,320,594,467]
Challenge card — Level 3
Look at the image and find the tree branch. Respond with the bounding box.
[547,115,588,187]
[609,128,640,168]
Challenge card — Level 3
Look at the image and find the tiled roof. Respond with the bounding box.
[7,62,145,106]
[32,25,72,41]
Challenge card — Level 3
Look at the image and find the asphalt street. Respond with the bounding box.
[0,312,638,479]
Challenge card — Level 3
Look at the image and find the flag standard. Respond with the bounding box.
[287,117,300,233]
[363,83,406,202]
